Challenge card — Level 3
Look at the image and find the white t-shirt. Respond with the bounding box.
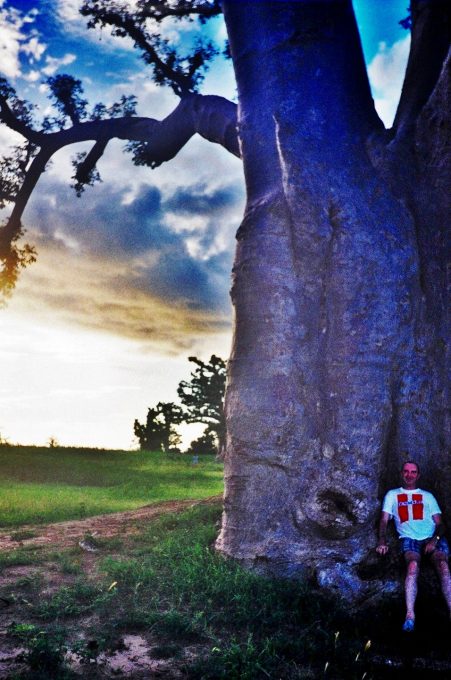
[382,487,441,540]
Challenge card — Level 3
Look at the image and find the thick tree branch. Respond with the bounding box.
[0,147,55,248]
[74,139,109,187]
[393,0,450,137]
[0,94,41,144]
[61,94,239,171]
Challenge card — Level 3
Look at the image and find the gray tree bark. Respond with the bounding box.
[216,0,450,601]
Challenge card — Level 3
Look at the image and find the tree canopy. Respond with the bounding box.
[135,355,226,454]
[134,401,183,453]
[177,355,226,451]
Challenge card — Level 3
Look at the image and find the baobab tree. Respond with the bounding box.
[0,0,449,600]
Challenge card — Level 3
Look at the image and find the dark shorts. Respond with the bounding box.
[400,536,449,557]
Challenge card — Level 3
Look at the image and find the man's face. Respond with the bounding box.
[401,463,420,489]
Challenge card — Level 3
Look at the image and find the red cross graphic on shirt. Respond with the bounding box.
[396,493,424,523]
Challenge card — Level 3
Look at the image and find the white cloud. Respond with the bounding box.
[42,52,77,76]
[55,0,83,23]
[23,69,41,82]
[22,35,46,61]
[0,2,26,78]
[367,35,410,128]
[0,2,45,79]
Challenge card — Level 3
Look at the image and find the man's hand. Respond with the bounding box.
[377,512,391,555]
[376,543,389,555]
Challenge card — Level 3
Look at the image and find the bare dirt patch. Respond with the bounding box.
[0,496,222,678]
[0,496,222,553]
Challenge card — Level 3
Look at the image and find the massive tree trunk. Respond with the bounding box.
[0,0,448,604]
[216,0,449,600]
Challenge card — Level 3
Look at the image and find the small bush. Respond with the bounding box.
[8,623,70,677]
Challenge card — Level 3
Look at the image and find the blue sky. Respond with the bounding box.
[0,0,411,448]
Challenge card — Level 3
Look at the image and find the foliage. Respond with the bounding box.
[178,355,226,452]
[399,6,412,30]
[185,430,218,456]
[0,223,37,303]
[186,432,218,456]
[47,74,88,126]
[134,401,184,452]
[134,355,226,455]
[7,623,70,677]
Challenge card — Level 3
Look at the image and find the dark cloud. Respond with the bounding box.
[163,182,241,216]
[28,182,171,255]
[25,177,242,315]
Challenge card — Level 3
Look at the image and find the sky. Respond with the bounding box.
[0,0,411,449]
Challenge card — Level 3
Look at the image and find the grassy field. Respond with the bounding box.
[0,446,223,528]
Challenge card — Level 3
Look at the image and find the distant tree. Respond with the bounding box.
[0,431,11,447]
[134,401,183,453]
[47,436,59,448]
[177,355,226,454]
[186,430,218,456]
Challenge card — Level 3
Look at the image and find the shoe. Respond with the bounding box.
[402,618,415,632]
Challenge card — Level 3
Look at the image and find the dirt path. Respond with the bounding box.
[0,495,222,552]
[0,496,223,679]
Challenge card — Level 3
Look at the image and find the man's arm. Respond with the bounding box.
[424,513,445,554]
[376,511,391,554]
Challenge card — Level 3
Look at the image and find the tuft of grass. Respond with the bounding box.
[0,546,47,572]
[57,555,83,575]
[34,580,113,620]
[9,529,38,541]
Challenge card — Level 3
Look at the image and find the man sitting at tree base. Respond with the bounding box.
[376,460,451,632]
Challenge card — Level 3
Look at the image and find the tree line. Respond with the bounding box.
[133,355,226,456]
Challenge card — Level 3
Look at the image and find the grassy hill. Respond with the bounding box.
[0,445,223,528]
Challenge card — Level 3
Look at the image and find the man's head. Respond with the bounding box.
[401,460,420,489]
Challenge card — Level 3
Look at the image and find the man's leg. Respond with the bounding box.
[431,551,451,617]
[404,551,420,630]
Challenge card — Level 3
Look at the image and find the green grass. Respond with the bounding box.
[0,445,223,528]
[3,504,451,678]
[1,504,377,679]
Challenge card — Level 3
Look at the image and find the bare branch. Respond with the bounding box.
[81,2,219,96]
[73,139,108,195]
[393,0,450,137]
